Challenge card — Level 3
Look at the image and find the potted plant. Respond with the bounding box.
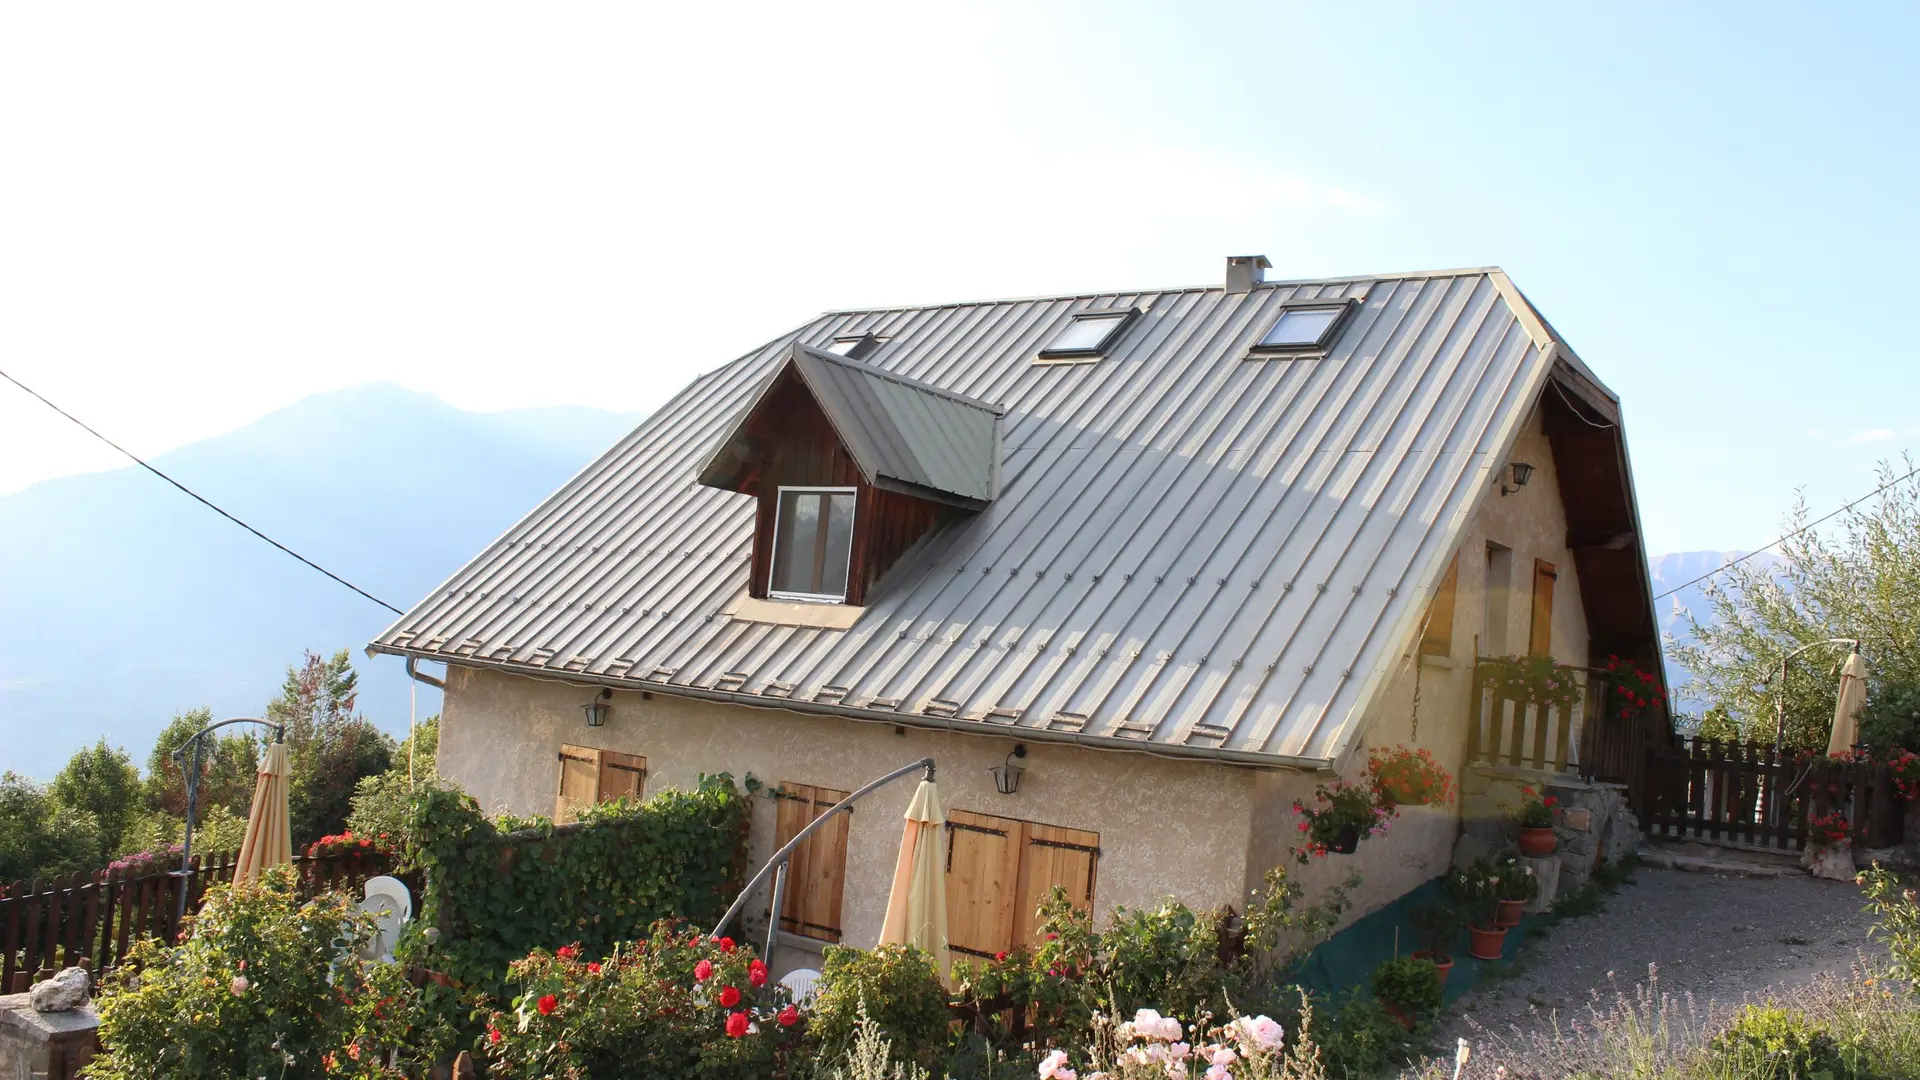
[1500,784,1563,856]
[1887,750,1920,802]
[1493,854,1538,927]
[1448,859,1507,960]
[1486,654,1584,711]
[1292,780,1394,862]
[1807,810,1851,852]
[1367,745,1456,808]
[1408,900,1465,986]
[1370,955,1441,1029]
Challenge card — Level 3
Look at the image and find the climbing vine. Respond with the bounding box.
[401,774,753,999]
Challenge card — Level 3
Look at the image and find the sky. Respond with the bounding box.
[3,2,1918,555]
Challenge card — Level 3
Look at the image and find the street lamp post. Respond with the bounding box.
[171,717,286,923]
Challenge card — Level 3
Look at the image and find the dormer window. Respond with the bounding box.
[769,487,857,602]
[1250,301,1356,355]
[1038,309,1138,361]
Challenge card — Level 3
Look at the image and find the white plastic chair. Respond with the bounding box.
[780,967,821,1004]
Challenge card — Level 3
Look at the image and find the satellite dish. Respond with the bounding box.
[357,876,412,962]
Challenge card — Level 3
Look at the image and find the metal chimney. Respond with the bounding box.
[1225,255,1271,294]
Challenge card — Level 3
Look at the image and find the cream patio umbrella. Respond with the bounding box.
[233,741,293,884]
[1827,650,1869,758]
[878,777,949,979]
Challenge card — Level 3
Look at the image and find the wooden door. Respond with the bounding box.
[554,744,601,823]
[1529,559,1557,656]
[944,809,1023,960]
[1013,823,1100,949]
[773,783,851,942]
[598,750,647,803]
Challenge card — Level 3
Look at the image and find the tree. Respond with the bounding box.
[269,650,394,843]
[144,708,260,819]
[266,649,359,747]
[347,716,445,852]
[50,740,142,865]
[1670,458,1920,751]
[0,772,102,883]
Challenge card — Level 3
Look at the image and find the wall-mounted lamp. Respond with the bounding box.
[582,687,612,727]
[1499,461,1535,496]
[989,744,1027,795]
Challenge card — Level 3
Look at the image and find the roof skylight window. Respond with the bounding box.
[1251,302,1354,354]
[1038,309,1138,360]
[825,334,881,360]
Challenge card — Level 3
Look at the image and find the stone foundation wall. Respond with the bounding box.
[1451,764,1639,903]
[0,995,97,1080]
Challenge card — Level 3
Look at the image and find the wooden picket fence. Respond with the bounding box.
[0,847,403,992]
[1639,736,1907,851]
[1466,661,1610,774]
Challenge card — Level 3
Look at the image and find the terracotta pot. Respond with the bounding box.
[1379,1000,1415,1030]
[1328,823,1362,854]
[1413,950,1454,989]
[1468,923,1507,961]
[1495,898,1526,928]
[1519,826,1558,856]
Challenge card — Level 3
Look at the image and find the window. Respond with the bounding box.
[769,487,857,601]
[1483,542,1513,656]
[944,809,1099,960]
[1251,302,1353,353]
[773,782,851,943]
[1529,559,1557,656]
[825,334,881,360]
[1420,556,1459,657]
[553,744,647,823]
[1038,309,1137,360]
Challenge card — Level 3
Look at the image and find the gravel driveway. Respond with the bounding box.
[1434,865,1879,1047]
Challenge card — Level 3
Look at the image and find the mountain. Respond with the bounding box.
[0,383,639,779]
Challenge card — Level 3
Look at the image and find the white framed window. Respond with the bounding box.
[1038,309,1138,361]
[1250,300,1356,354]
[769,487,857,602]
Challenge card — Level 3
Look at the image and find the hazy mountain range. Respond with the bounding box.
[0,382,1771,779]
[0,383,640,779]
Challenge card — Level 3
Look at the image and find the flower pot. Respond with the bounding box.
[1519,826,1557,856]
[1413,951,1454,989]
[1379,1000,1416,1030]
[1495,899,1526,928]
[1467,923,1507,961]
[1328,823,1362,854]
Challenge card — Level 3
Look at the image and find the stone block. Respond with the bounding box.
[1564,808,1592,832]
[28,969,88,1013]
[0,992,99,1080]
[1805,842,1857,882]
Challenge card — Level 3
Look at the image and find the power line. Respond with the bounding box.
[0,368,405,615]
[1652,461,1920,602]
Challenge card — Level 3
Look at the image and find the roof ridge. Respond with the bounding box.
[794,343,1006,415]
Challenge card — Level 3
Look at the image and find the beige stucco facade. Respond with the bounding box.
[434,405,1598,961]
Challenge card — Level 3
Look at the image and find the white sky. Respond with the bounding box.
[0,3,1387,497]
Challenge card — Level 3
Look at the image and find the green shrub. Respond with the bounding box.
[484,924,802,1079]
[1859,863,1920,990]
[1408,901,1465,958]
[1369,955,1440,1017]
[810,944,953,1072]
[88,865,423,1079]
[1315,987,1420,1078]
[1707,1003,1858,1079]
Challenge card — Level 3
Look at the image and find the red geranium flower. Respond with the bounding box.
[718,936,736,953]
[748,959,768,987]
[487,1028,501,1045]
[587,962,602,974]
[536,994,557,1016]
[718,985,741,1008]
[693,959,713,982]
[993,951,1008,962]
[726,1011,750,1038]
[556,946,576,960]
[778,1004,800,1027]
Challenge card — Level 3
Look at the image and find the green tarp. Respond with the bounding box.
[1288,877,1539,1006]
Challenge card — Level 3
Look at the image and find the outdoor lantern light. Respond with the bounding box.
[1500,461,1535,496]
[583,688,612,727]
[989,744,1027,795]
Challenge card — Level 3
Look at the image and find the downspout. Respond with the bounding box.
[405,656,447,690]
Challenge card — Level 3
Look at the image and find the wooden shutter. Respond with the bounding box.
[554,744,601,823]
[773,783,851,943]
[1529,559,1557,656]
[1419,556,1459,656]
[1013,822,1100,950]
[598,751,647,804]
[944,809,1023,960]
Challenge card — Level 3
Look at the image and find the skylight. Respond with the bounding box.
[825,334,880,360]
[1038,310,1137,360]
[1252,303,1351,353]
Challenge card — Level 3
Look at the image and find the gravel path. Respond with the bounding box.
[1434,865,1879,1046]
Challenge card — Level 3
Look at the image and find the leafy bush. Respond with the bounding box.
[811,944,953,1072]
[1707,1003,1858,1079]
[89,865,423,1079]
[1860,863,1920,989]
[0,771,103,882]
[1316,988,1419,1077]
[1408,901,1465,958]
[484,926,803,1079]
[403,773,751,998]
[1369,955,1440,1017]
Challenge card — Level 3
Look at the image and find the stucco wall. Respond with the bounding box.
[438,665,1259,967]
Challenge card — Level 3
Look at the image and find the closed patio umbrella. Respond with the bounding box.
[1827,651,1868,758]
[233,741,292,884]
[878,778,949,979]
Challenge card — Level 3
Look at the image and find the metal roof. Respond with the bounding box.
[372,268,1589,768]
[697,343,1004,508]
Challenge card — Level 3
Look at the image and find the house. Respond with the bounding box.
[369,256,1664,974]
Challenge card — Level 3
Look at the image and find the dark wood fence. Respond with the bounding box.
[1639,736,1906,851]
[1,848,402,992]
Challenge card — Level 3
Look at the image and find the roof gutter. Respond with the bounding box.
[367,645,1330,774]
